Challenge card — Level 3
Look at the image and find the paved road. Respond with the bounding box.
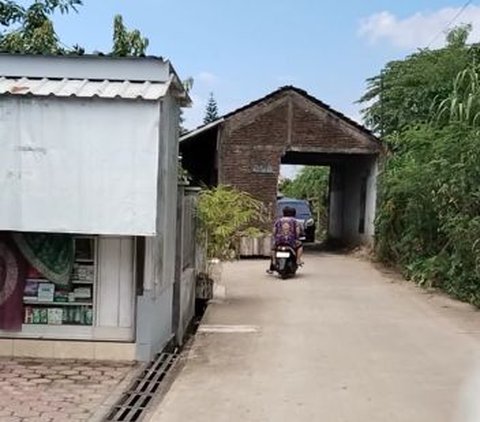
[148,253,480,422]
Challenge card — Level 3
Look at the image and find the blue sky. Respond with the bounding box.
[36,1,480,130]
[43,0,480,130]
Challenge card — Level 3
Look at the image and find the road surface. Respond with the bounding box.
[148,252,480,422]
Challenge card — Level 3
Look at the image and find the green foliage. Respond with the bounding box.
[367,26,480,306]
[203,92,219,124]
[435,67,480,126]
[0,3,149,57]
[197,185,267,260]
[112,14,148,57]
[280,166,330,239]
[0,0,82,54]
[376,123,480,305]
[179,78,194,135]
[359,25,477,136]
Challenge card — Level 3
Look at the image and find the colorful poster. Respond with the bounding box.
[0,236,26,331]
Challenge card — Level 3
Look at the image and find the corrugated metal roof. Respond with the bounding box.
[0,77,170,100]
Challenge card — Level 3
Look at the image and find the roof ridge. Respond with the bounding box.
[182,86,379,143]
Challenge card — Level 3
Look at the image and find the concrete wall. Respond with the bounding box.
[172,185,199,346]
[328,157,377,245]
[136,95,181,361]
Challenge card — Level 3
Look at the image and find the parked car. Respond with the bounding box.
[276,198,316,243]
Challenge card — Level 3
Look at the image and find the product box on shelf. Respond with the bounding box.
[47,308,63,325]
[23,280,39,302]
[37,283,55,302]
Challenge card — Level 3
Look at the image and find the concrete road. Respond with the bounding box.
[148,253,480,422]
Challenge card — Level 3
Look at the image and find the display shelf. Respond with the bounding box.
[75,258,94,264]
[23,300,93,306]
[71,280,94,285]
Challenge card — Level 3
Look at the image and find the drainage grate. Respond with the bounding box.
[105,351,179,421]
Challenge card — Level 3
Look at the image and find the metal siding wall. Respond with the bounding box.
[0,97,160,236]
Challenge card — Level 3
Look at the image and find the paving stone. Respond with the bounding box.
[41,411,70,420]
[0,409,13,417]
[80,370,102,377]
[23,373,42,380]
[0,358,138,421]
[69,375,88,381]
[59,370,78,376]
[23,417,53,422]
[11,409,40,418]
[68,413,91,420]
[31,378,53,385]
[45,374,67,381]
[29,403,59,413]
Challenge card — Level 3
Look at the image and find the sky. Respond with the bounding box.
[41,0,480,176]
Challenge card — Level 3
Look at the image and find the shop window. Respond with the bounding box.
[23,236,96,327]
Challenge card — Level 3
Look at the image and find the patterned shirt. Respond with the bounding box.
[273,217,301,248]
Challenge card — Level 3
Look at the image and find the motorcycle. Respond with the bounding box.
[273,244,298,279]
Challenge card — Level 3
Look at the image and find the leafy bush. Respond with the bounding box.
[197,185,267,260]
[365,26,480,307]
[376,123,480,306]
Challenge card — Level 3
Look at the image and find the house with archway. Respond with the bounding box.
[180,86,383,245]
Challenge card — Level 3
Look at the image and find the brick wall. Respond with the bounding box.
[218,90,380,223]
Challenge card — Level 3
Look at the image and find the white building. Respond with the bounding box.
[0,54,190,361]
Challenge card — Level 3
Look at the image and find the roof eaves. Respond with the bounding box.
[224,85,379,143]
[180,118,224,142]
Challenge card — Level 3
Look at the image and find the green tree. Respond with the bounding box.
[203,92,219,124]
[359,24,476,137]
[364,26,480,306]
[112,14,148,57]
[0,0,82,54]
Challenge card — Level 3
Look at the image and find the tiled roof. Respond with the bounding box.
[181,86,380,144]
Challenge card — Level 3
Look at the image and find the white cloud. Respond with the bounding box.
[359,5,480,49]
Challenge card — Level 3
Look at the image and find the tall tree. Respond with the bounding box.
[358,24,476,137]
[112,14,149,57]
[0,0,82,54]
[360,25,480,307]
[203,92,219,124]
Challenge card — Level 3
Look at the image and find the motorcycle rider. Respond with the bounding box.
[268,206,304,273]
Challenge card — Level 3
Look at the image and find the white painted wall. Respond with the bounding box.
[328,157,377,245]
[0,97,160,236]
[136,95,181,361]
[328,166,344,239]
[97,237,135,331]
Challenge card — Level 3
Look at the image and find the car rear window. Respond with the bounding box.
[277,202,311,217]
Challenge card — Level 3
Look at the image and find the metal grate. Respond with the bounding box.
[105,351,179,421]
